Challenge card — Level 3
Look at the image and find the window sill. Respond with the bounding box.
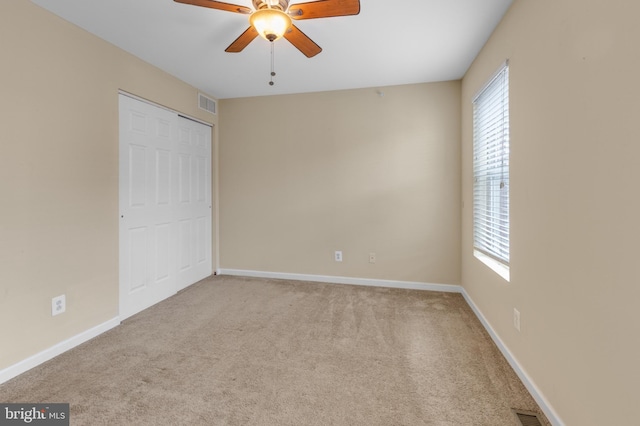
[474,250,510,282]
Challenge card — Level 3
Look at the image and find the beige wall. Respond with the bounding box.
[219,83,461,285]
[0,1,218,370]
[461,1,640,424]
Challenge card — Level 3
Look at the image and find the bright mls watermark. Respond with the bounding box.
[0,404,69,425]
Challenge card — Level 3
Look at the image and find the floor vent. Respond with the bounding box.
[198,93,217,115]
[512,409,544,426]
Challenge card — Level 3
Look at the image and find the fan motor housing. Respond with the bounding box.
[253,0,289,11]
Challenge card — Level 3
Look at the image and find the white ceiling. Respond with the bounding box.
[31,0,513,99]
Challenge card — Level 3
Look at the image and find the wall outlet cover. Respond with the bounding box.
[52,295,66,316]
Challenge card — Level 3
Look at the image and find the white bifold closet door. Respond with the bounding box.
[119,94,212,320]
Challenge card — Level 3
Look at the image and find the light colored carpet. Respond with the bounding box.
[0,275,549,425]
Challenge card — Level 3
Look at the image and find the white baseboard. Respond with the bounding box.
[217,268,562,426]
[217,268,462,293]
[0,317,120,385]
[460,290,564,426]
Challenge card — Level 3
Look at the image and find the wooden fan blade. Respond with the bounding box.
[288,0,360,20]
[225,27,259,53]
[173,0,251,14]
[284,25,322,58]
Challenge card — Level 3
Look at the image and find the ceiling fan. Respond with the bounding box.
[174,0,360,58]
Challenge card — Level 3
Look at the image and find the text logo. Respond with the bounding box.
[0,404,69,425]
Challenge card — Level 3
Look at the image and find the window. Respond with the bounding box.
[473,62,509,278]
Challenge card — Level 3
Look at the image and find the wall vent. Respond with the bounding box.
[512,409,544,426]
[198,93,217,115]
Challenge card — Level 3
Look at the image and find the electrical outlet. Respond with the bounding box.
[369,252,376,263]
[334,251,343,262]
[513,308,520,332]
[52,295,66,316]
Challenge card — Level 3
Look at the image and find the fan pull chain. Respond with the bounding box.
[269,42,276,86]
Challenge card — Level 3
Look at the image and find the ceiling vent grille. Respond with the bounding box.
[198,93,217,115]
[512,409,544,426]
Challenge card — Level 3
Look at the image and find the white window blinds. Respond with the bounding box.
[473,63,509,265]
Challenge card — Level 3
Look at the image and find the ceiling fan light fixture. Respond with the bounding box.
[250,8,292,42]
